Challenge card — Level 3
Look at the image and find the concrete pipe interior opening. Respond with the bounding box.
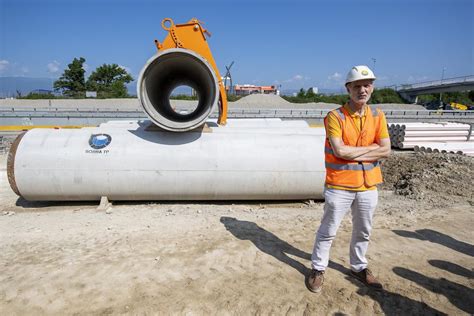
[139,49,219,131]
[169,85,199,115]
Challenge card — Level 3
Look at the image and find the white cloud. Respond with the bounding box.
[47,60,60,73]
[0,60,10,73]
[328,72,342,81]
[284,74,306,83]
[21,66,29,74]
[83,63,90,72]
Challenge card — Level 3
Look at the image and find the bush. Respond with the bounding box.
[226,94,243,102]
[281,88,349,105]
[21,92,56,99]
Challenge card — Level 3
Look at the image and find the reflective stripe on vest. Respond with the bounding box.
[325,161,380,171]
[324,146,334,155]
[335,108,345,121]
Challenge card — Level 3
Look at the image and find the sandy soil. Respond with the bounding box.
[1,153,473,315]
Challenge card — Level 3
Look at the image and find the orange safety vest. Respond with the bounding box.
[324,105,384,188]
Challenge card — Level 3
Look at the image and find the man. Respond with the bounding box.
[307,65,391,293]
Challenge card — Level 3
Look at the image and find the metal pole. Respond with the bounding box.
[439,67,446,108]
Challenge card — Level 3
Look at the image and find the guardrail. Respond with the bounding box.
[1,108,474,120]
[224,109,474,119]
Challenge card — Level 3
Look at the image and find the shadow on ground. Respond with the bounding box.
[392,228,474,314]
[15,197,95,210]
[392,228,474,257]
[220,216,312,276]
[393,267,474,314]
[221,217,445,315]
[428,259,474,279]
[330,259,445,316]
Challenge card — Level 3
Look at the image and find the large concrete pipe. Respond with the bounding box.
[8,122,326,201]
[137,48,219,132]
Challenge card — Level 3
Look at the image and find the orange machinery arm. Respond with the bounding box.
[154,18,228,125]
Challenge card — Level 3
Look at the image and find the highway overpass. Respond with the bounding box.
[396,75,474,103]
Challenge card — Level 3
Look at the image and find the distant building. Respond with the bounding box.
[309,86,319,94]
[232,84,278,96]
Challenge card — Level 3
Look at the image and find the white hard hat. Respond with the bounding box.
[345,65,376,84]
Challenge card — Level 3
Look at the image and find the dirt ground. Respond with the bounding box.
[0,152,473,315]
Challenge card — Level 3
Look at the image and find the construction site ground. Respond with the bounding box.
[0,151,473,315]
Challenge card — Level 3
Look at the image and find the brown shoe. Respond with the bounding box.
[307,269,325,293]
[351,268,383,290]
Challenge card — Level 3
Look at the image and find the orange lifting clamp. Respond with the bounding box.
[154,18,228,126]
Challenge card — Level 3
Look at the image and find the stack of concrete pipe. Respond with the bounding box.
[389,122,474,155]
[7,49,327,201]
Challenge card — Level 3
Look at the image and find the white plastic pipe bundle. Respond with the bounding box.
[8,120,327,201]
[388,122,473,149]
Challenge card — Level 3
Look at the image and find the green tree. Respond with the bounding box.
[86,64,133,98]
[297,88,306,98]
[306,87,317,98]
[370,88,405,104]
[442,92,473,107]
[417,92,474,109]
[468,90,474,102]
[54,57,86,98]
[417,93,438,104]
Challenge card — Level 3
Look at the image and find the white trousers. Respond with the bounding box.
[311,188,378,272]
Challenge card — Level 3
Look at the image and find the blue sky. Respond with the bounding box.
[0,0,473,91]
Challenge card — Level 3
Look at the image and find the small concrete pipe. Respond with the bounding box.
[137,48,219,132]
[8,123,326,201]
